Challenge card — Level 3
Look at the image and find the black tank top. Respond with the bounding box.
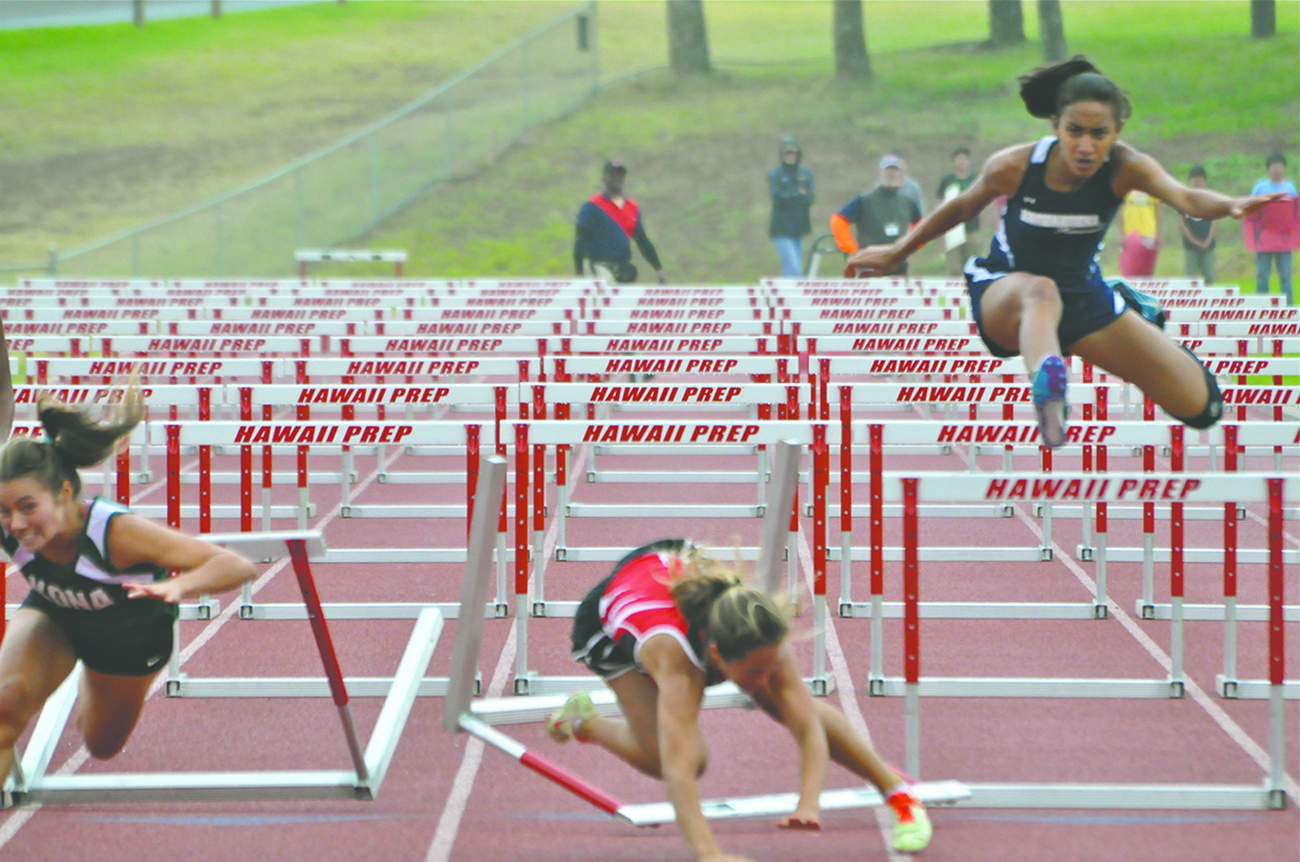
[983,136,1122,293]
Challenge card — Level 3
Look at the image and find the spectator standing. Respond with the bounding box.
[1179,165,1216,283]
[1118,188,1161,276]
[574,160,667,284]
[768,136,815,277]
[831,155,923,276]
[895,153,926,216]
[937,147,980,275]
[1251,153,1296,302]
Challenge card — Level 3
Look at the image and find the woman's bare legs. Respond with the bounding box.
[0,610,78,783]
[976,273,1065,375]
[1069,310,1210,418]
[573,672,709,779]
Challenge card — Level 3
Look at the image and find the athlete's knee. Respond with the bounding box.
[1021,275,1063,311]
[1170,348,1224,430]
[0,679,40,743]
[80,720,131,760]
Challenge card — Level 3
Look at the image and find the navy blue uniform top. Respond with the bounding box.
[3,497,175,639]
[974,136,1123,295]
[573,194,663,274]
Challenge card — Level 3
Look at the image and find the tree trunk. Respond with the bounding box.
[1038,0,1067,61]
[833,0,871,78]
[211,0,222,18]
[1251,0,1276,37]
[666,0,710,74]
[133,0,145,28]
[988,0,1025,46]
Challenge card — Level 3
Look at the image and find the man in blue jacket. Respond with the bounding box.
[768,135,815,277]
[574,161,667,284]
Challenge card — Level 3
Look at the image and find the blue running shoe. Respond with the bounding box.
[1031,355,1069,449]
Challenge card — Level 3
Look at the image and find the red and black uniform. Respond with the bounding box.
[571,539,720,683]
[573,193,663,282]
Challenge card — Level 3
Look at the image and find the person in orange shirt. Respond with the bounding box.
[830,155,922,275]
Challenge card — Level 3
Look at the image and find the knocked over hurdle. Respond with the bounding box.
[4,531,439,803]
[443,455,971,825]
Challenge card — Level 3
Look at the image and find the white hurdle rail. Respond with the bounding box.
[4,531,438,804]
[878,472,1293,810]
[148,421,516,632]
[444,454,973,823]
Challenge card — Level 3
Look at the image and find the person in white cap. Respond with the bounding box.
[830,154,922,275]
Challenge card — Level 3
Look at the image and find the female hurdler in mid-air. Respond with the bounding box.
[546,539,931,860]
[846,56,1288,448]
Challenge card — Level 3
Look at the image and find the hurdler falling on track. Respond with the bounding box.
[546,539,931,859]
[845,55,1288,449]
[0,387,257,790]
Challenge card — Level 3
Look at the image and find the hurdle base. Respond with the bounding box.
[866,676,1184,698]
[958,782,1283,810]
[1076,544,1094,561]
[616,779,971,827]
[1216,675,1300,700]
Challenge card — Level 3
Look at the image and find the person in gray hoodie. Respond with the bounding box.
[768,136,815,277]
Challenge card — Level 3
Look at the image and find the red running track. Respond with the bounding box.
[0,400,1295,862]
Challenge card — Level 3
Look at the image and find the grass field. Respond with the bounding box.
[1,0,1297,286]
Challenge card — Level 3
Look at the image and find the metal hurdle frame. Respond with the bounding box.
[151,421,508,699]
[878,471,1293,810]
[3,531,438,804]
[506,420,834,696]
[443,456,972,825]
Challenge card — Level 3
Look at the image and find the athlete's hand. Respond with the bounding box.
[124,579,186,603]
[1231,191,1290,219]
[844,244,903,278]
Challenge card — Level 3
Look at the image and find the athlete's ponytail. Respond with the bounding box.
[0,386,143,498]
[1018,55,1131,124]
[668,545,792,663]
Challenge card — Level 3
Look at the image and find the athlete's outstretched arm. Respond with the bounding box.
[749,642,829,829]
[1116,146,1289,220]
[640,637,751,862]
[846,144,1029,276]
[113,515,258,603]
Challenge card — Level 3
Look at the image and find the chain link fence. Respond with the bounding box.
[42,1,598,278]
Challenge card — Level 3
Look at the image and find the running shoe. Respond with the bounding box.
[545,691,595,743]
[887,789,932,853]
[1031,354,1070,449]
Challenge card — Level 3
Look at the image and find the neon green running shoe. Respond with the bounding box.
[888,790,932,853]
[545,691,595,743]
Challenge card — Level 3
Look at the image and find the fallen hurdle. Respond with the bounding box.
[3,531,438,803]
[443,454,972,824]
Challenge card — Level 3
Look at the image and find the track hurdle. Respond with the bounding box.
[4,531,437,803]
[444,455,971,824]
[880,471,1292,810]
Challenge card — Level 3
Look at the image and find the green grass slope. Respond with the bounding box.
[0,0,1296,287]
[365,0,1299,286]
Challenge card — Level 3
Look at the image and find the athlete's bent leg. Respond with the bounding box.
[575,672,708,779]
[76,669,157,760]
[975,272,1065,374]
[0,610,78,782]
[1069,311,1212,421]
